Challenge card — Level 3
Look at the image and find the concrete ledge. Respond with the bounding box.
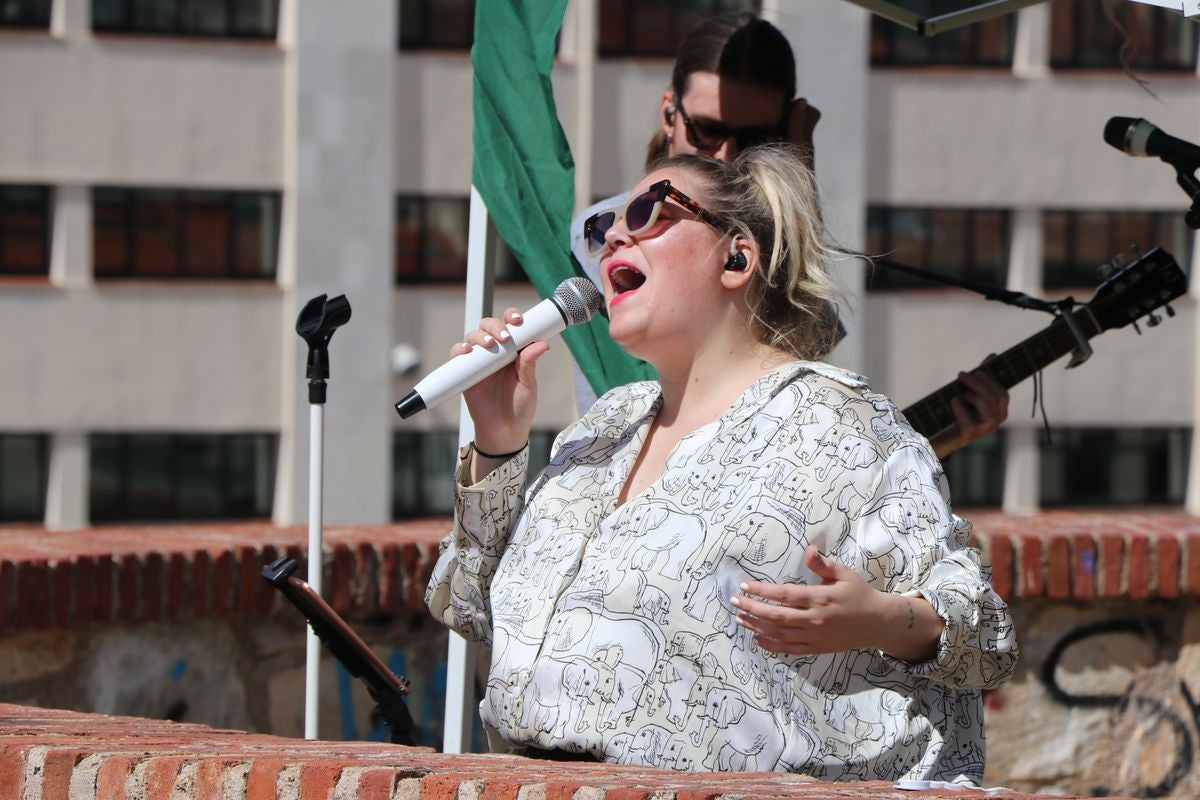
[0,703,1123,800]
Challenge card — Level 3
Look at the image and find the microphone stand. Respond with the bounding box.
[869,256,1094,366]
[294,293,352,740]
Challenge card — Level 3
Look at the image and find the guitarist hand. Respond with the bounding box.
[930,365,1009,459]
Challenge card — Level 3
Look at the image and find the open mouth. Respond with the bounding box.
[608,264,646,298]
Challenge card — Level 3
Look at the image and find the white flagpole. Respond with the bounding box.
[442,184,497,753]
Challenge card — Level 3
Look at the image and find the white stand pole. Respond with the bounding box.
[441,185,498,753]
[305,402,324,740]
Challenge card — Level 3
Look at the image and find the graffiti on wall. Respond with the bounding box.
[1041,618,1198,798]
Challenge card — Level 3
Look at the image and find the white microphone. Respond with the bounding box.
[394,277,603,418]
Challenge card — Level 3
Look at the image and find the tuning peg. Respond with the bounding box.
[1097,253,1126,279]
[1133,321,1143,335]
[1165,304,1176,318]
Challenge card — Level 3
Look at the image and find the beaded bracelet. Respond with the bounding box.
[471,441,527,460]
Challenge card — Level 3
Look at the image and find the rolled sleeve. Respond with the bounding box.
[424,443,529,644]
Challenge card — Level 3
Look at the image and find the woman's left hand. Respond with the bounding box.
[732,545,943,662]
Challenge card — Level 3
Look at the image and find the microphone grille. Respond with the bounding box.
[552,277,604,326]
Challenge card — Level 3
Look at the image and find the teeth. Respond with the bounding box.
[610,266,646,294]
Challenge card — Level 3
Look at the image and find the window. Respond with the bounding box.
[0,434,49,522]
[93,188,280,280]
[1041,428,1190,506]
[398,0,474,50]
[870,1,1014,67]
[598,0,760,58]
[1051,0,1198,71]
[0,0,50,27]
[0,185,52,277]
[393,430,557,519]
[395,195,527,284]
[865,207,1009,291]
[92,0,279,38]
[942,431,1004,507]
[89,433,276,522]
[1043,209,1194,290]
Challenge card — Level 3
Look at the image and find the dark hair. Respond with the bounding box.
[645,13,797,170]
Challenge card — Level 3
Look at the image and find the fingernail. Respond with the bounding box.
[497,329,511,342]
[482,335,495,346]
[729,595,741,607]
[739,582,748,592]
[512,312,523,322]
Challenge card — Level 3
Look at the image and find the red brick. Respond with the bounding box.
[298,762,343,800]
[1046,535,1070,600]
[1188,534,1200,596]
[192,551,211,619]
[1098,534,1125,598]
[96,753,141,800]
[331,544,353,615]
[1071,534,1097,600]
[1127,535,1150,600]
[479,778,524,800]
[142,552,164,622]
[422,773,468,800]
[356,543,378,616]
[1019,537,1044,597]
[18,561,51,630]
[0,744,26,798]
[676,791,723,800]
[51,560,73,627]
[1157,535,1181,598]
[257,546,280,616]
[193,757,235,800]
[379,544,402,610]
[356,768,400,800]
[95,554,115,623]
[0,560,15,635]
[40,749,85,800]
[142,757,187,797]
[402,546,422,609]
[603,789,652,800]
[117,553,139,622]
[238,546,259,616]
[244,758,290,800]
[213,551,235,618]
[166,552,187,621]
[540,781,588,800]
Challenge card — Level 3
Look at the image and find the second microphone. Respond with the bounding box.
[394,277,603,418]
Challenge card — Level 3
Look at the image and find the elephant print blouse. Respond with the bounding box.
[426,361,1019,784]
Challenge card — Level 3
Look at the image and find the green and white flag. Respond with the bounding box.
[470,0,653,396]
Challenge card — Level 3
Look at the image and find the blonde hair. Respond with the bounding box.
[656,143,846,360]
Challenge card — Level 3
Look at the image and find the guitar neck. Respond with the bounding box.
[902,307,1100,439]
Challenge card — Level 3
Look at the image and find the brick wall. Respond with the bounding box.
[1,511,1197,798]
[1,511,1197,635]
[0,703,1119,800]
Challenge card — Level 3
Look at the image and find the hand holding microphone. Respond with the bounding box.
[394,278,603,447]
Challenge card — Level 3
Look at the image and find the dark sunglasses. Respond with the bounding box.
[583,179,723,257]
[674,96,785,152]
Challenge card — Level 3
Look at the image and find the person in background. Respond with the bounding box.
[427,144,1018,782]
[569,13,1009,459]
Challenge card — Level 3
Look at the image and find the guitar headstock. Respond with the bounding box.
[1089,247,1189,332]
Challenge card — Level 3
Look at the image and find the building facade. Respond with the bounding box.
[0,0,1197,531]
